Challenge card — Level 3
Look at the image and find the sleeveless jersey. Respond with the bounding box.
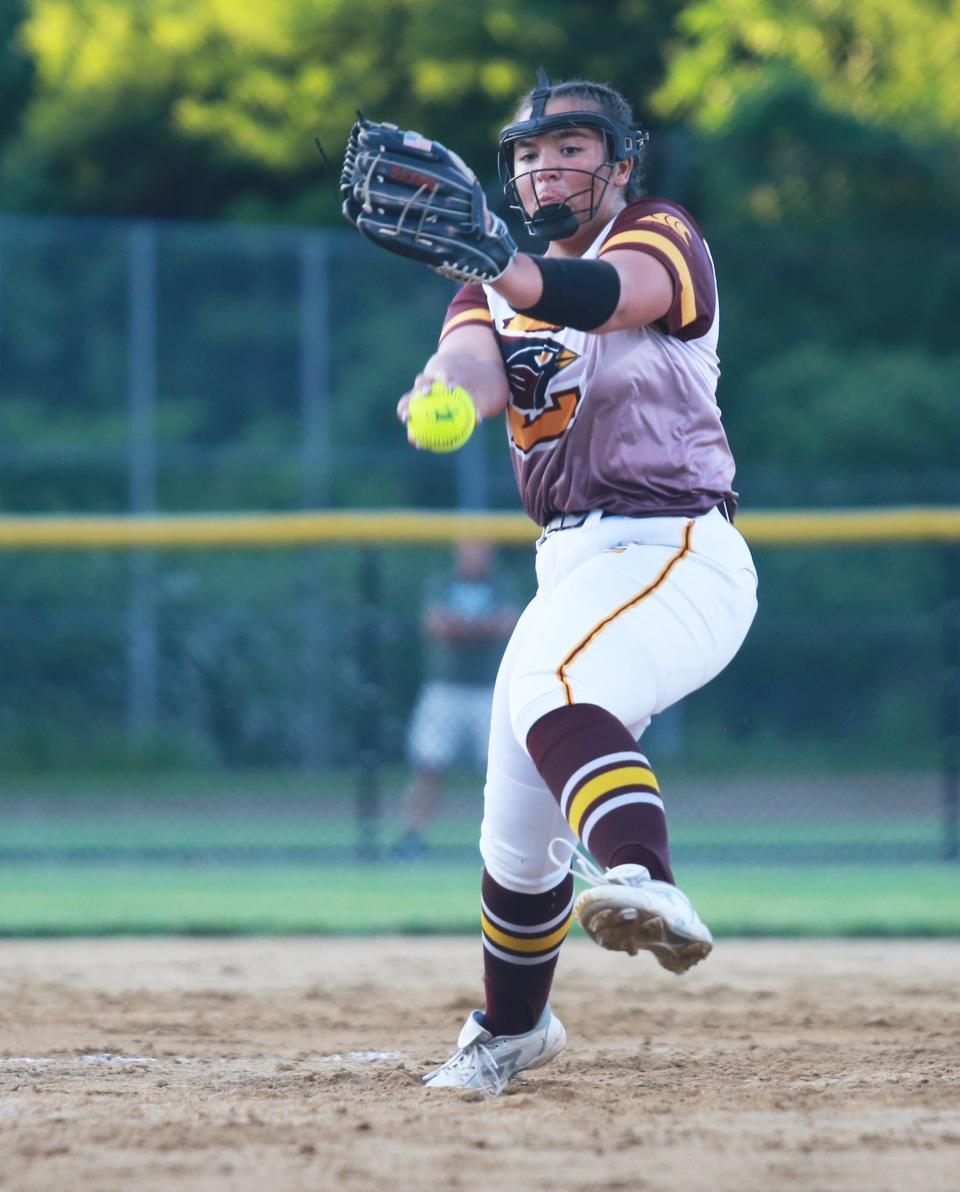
[438,198,737,527]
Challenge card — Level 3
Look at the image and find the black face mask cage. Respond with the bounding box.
[505,165,615,241]
[497,110,647,240]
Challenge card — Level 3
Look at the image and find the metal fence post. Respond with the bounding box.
[942,547,960,860]
[298,232,332,768]
[300,231,331,508]
[127,223,158,752]
[355,548,383,860]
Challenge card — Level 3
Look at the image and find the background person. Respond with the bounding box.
[391,540,519,859]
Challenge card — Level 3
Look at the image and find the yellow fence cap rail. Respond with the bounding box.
[0,506,958,550]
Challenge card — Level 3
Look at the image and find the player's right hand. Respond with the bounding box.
[398,355,467,429]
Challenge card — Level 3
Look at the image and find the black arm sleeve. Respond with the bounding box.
[517,255,621,331]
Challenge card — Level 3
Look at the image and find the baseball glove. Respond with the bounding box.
[340,115,517,285]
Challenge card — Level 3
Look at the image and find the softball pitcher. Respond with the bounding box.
[341,71,758,1095]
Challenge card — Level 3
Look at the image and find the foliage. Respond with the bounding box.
[655,0,960,138]
[0,0,681,220]
[0,1,957,772]
[1,0,956,228]
[652,0,960,229]
[737,344,960,470]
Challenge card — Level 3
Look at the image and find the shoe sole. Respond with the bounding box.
[574,894,712,974]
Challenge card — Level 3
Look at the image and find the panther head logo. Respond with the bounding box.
[505,340,578,415]
[503,338,582,454]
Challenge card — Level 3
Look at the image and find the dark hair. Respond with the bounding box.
[512,78,646,200]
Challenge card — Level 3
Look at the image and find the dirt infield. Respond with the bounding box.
[2,937,958,1191]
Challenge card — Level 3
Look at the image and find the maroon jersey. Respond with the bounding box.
[439,199,737,527]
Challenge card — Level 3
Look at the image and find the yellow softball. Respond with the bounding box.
[406,381,477,453]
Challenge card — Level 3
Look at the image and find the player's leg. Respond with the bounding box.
[510,510,757,969]
[464,682,572,1037]
[424,601,573,1092]
[479,598,579,1036]
[466,684,494,773]
[393,681,457,857]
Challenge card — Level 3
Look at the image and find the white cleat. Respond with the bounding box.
[573,862,713,974]
[423,1005,566,1097]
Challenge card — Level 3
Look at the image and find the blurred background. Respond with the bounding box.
[0,0,958,935]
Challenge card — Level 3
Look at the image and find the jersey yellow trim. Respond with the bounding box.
[439,307,493,341]
[481,911,572,953]
[567,765,660,837]
[638,211,693,246]
[600,229,697,328]
[556,521,695,704]
[503,313,562,333]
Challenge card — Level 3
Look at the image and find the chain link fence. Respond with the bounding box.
[0,530,956,868]
[0,214,957,882]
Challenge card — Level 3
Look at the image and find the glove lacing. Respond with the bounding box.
[359,149,381,212]
[359,147,441,247]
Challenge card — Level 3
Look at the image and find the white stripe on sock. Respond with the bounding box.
[480,892,575,935]
[481,937,564,966]
[559,750,649,817]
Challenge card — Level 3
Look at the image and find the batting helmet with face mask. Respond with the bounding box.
[497,69,648,241]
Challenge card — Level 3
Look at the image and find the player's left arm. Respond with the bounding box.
[490,206,715,338]
[490,250,672,334]
[587,250,673,333]
[594,206,718,337]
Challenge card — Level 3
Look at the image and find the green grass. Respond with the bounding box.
[0,863,957,937]
[0,766,946,854]
[1,814,943,851]
[0,790,945,853]
[1,763,953,936]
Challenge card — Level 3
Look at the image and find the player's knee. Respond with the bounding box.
[509,665,629,753]
[507,665,569,750]
[479,820,570,894]
[508,650,663,750]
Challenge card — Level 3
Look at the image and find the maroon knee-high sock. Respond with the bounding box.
[526,703,674,884]
[481,867,574,1037]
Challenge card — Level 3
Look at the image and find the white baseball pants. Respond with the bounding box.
[480,507,758,893]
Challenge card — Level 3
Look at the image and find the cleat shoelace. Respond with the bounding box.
[426,1036,506,1098]
[548,837,636,888]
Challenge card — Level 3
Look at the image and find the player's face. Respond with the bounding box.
[510,97,628,235]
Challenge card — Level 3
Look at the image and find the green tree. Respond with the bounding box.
[652,0,960,229]
[656,0,960,137]
[1,0,682,220]
[0,1,33,149]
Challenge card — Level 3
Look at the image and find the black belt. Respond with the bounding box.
[540,510,606,535]
[541,501,734,537]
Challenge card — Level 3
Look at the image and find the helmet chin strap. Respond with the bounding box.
[529,202,580,241]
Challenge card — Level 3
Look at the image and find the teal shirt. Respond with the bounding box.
[422,573,516,685]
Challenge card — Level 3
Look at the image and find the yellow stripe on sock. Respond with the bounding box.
[480,912,572,954]
[567,765,660,837]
